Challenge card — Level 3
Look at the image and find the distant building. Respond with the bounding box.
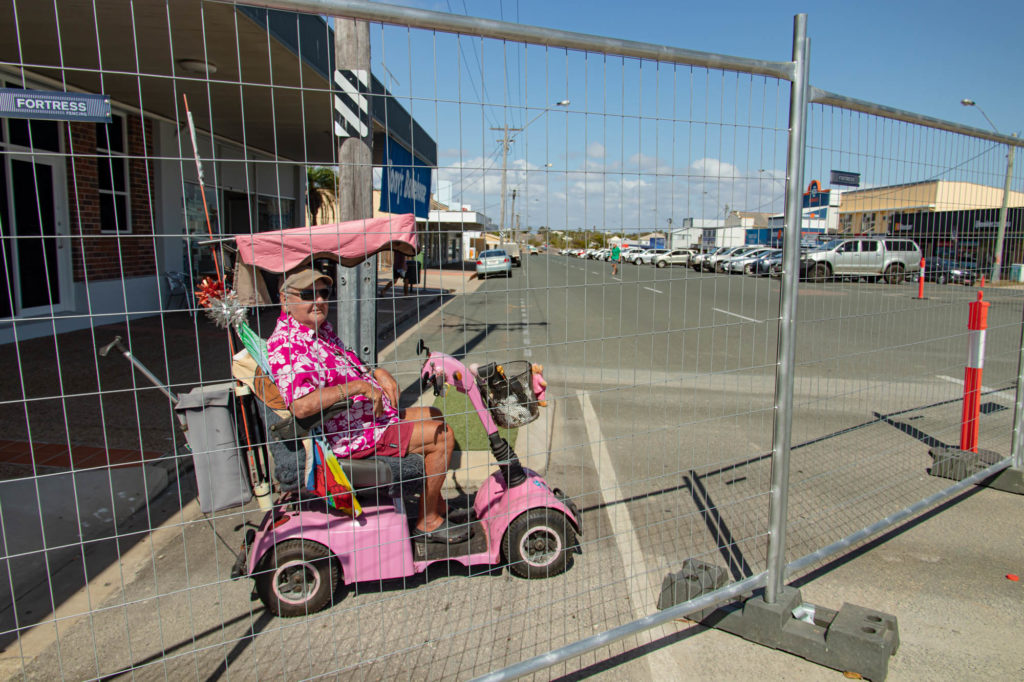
[635,232,667,248]
[837,179,1024,264]
[837,180,1024,235]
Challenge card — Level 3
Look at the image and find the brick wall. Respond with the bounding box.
[66,114,156,282]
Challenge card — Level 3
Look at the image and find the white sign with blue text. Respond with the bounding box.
[0,88,111,123]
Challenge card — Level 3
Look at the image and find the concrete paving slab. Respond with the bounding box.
[0,464,169,643]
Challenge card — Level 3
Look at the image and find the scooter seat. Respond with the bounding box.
[337,457,393,490]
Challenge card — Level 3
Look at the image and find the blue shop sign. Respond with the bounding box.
[380,137,431,219]
[0,88,111,123]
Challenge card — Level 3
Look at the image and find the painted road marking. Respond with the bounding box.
[713,307,761,323]
[580,392,678,676]
[643,286,663,294]
[936,375,1014,402]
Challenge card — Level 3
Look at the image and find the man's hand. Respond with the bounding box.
[373,368,400,409]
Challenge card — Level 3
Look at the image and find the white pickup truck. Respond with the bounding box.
[499,242,522,267]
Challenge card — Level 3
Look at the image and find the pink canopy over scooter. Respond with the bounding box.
[231,214,418,305]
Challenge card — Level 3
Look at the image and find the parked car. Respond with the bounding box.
[745,249,784,276]
[754,250,785,276]
[476,249,512,278]
[923,258,979,285]
[800,237,922,283]
[690,247,722,270]
[722,247,777,273]
[653,248,695,268]
[619,247,645,263]
[706,245,758,272]
[635,248,671,264]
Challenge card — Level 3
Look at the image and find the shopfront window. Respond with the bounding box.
[257,195,294,231]
[97,113,129,233]
[184,182,219,275]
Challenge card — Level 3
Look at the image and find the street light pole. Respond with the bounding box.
[962,98,1015,282]
[492,100,569,239]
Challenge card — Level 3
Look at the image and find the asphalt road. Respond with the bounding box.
[16,254,1024,680]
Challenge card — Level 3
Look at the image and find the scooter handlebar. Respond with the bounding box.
[99,336,127,358]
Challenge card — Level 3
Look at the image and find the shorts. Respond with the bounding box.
[348,420,415,459]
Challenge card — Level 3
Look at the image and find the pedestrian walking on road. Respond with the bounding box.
[611,243,621,276]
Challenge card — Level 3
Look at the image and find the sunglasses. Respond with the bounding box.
[290,287,333,301]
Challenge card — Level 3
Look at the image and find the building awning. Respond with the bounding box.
[1,1,435,166]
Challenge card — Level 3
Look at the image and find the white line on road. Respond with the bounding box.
[936,375,1015,402]
[713,307,761,323]
[580,392,679,676]
[611,277,621,281]
[643,286,663,294]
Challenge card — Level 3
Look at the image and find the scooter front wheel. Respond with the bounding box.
[503,508,576,579]
[255,539,339,617]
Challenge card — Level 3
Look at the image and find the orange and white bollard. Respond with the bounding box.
[960,291,990,453]
[917,258,926,299]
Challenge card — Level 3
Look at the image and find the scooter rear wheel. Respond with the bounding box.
[503,508,576,579]
[256,539,339,617]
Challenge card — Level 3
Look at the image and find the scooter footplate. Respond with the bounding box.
[413,520,488,561]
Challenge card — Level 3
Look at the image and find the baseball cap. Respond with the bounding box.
[281,267,333,292]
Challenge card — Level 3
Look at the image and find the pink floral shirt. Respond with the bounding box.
[267,312,399,458]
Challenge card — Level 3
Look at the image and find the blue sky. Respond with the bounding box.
[369,0,1024,231]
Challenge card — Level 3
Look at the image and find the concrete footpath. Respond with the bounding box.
[0,265,482,672]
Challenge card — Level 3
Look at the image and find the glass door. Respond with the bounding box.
[4,155,69,317]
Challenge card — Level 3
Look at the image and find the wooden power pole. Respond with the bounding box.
[333,17,376,365]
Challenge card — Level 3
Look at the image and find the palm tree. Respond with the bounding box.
[306,166,337,225]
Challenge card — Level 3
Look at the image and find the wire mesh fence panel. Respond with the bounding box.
[0,1,1021,681]
[780,105,1024,578]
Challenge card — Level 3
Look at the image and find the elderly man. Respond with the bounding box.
[267,266,468,544]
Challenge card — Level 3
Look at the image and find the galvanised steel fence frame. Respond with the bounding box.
[1,0,1022,678]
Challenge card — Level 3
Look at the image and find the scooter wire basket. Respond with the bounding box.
[481,361,540,429]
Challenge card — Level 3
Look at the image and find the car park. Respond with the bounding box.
[743,249,787,275]
[475,249,512,278]
[690,247,725,270]
[653,248,695,268]
[619,247,645,263]
[635,248,671,264]
[706,245,758,272]
[752,250,784,276]
[800,237,922,283]
[722,247,777,273]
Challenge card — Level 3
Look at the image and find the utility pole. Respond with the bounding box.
[509,188,518,244]
[334,18,375,364]
[994,138,1016,282]
[492,124,521,240]
[491,101,569,242]
[961,99,1017,283]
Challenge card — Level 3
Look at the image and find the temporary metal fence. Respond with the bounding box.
[0,1,1021,680]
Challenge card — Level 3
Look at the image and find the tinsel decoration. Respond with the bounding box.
[492,395,533,429]
[196,277,248,330]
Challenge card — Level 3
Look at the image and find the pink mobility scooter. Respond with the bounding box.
[209,213,581,616]
[236,341,581,617]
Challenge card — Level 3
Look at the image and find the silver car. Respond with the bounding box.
[476,249,512,278]
[653,248,695,268]
[722,247,777,273]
